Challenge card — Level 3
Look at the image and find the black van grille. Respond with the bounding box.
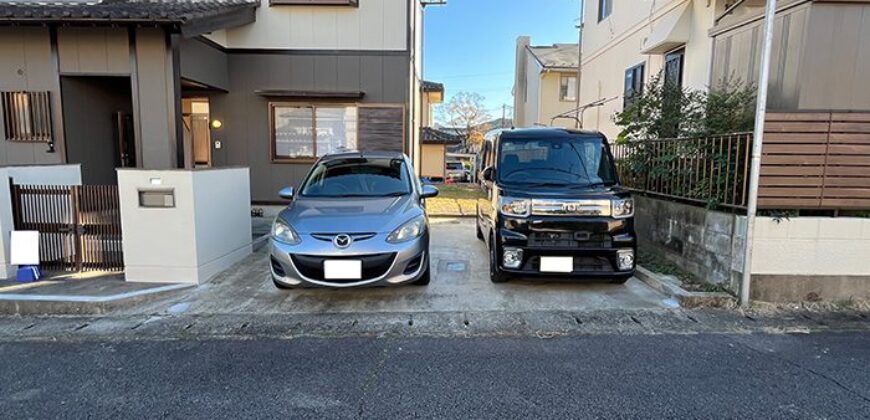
[527,232,612,248]
[290,253,396,283]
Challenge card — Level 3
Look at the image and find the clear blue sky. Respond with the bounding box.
[423,0,580,123]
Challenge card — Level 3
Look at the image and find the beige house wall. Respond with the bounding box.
[205,0,408,51]
[420,144,445,179]
[539,71,579,129]
[579,0,718,138]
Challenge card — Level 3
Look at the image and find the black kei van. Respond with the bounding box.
[476,128,636,284]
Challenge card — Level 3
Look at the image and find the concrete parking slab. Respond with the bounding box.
[126,218,674,316]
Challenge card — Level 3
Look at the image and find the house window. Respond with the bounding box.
[598,0,613,22]
[1,91,52,142]
[271,104,358,161]
[560,75,577,102]
[623,64,645,107]
[664,48,685,90]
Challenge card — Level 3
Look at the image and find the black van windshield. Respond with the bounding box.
[497,137,617,187]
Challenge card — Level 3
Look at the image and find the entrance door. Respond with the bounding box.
[182,98,212,167]
[61,76,135,184]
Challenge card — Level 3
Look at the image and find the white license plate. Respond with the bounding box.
[540,257,574,273]
[323,260,362,280]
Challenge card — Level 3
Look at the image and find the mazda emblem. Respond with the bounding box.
[333,234,352,249]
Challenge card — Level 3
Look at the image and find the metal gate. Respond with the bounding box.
[10,182,124,273]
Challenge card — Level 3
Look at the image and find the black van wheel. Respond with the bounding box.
[489,235,510,284]
[476,220,484,241]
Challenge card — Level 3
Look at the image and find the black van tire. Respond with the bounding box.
[476,220,484,240]
[489,235,510,284]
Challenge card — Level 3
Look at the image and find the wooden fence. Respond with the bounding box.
[761,112,870,210]
[10,183,124,273]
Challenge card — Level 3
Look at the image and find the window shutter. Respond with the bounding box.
[1,91,53,143]
[358,106,405,153]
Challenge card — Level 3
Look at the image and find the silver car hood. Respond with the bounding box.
[278,195,422,234]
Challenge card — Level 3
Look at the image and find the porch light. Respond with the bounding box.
[502,247,523,269]
[211,119,223,129]
[616,249,635,271]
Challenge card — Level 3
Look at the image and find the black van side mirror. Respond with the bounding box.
[482,166,495,182]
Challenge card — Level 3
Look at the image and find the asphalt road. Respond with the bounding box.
[1,332,869,419]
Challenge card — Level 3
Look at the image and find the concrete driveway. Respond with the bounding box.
[129,219,673,315]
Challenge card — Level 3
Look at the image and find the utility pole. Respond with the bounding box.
[575,0,585,129]
[501,104,507,128]
[740,0,778,309]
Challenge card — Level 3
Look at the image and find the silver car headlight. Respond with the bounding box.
[612,198,634,219]
[387,216,426,244]
[499,197,531,217]
[271,218,301,245]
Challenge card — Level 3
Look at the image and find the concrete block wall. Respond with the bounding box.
[637,194,870,301]
[634,195,740,291]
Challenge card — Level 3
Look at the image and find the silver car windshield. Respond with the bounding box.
[300,157,412,198]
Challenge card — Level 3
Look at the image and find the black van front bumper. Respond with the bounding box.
[495,216,636,278]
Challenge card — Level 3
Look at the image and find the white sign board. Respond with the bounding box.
[10,231,40,266]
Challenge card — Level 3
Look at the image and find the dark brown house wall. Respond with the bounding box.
[180,38,229,91]
[207,51,410,202]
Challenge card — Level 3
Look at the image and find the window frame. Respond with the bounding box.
[268,102,359,164]
[559,74,578,102]
[598,0,613,22]
[623,63,645,108]
[664,47,686,90]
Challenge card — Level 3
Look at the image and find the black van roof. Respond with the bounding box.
[497,127,606,140]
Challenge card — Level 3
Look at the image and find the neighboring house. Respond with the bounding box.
[579,0,870,139]
[419,81,460,181]
[512,37,580,129]
[0,0,425,202]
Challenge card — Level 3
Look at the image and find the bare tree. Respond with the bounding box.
[439,91,492,150]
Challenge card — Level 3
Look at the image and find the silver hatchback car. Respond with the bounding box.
[269,151,439,289]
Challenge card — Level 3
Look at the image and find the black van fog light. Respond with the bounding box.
[616,249,635,271]
[503,247,523,269]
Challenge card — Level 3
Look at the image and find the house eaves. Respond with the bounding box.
[0,0,259,37]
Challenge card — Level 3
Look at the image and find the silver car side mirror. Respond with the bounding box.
[421,185,439,199]
[278,186,294,200]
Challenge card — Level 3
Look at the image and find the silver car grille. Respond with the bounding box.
[310,233,377,242]
[531,199,612,216]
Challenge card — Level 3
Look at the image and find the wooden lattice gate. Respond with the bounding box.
[10,182,124,273]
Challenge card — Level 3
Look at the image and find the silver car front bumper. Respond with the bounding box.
[269,232,429,288]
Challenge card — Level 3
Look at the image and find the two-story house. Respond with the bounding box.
[0,0,425,202]
[512,36,580,129]
[579,0,870,139]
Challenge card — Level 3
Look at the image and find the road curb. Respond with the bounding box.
[635,265,737,309]
[1,308,868,342]
[0,283,195,316]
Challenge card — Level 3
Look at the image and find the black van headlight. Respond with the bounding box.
[499,197,531,217]
[612,198,634,219]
